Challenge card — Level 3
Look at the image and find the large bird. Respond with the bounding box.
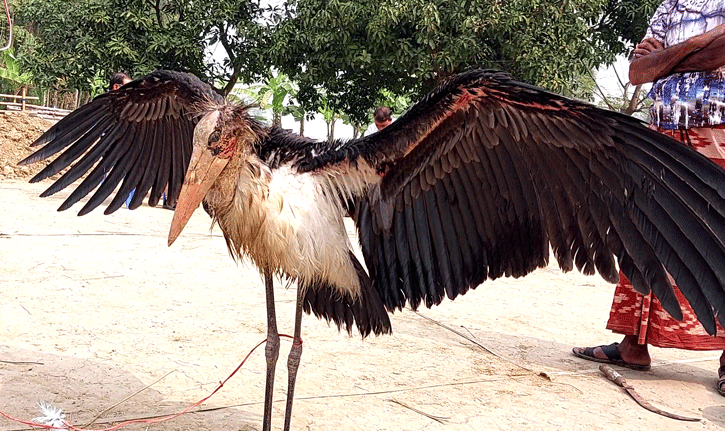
[19,69,725,430]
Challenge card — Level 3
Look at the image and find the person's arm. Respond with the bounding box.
[672,34,725,73]
[630,24,725,85]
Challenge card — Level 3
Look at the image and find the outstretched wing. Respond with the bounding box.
[19,70,223,215]
[302,70,725,334]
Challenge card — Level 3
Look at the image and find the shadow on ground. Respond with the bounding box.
[0,346,259,431]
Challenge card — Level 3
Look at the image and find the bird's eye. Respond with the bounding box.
[208,131,221,145]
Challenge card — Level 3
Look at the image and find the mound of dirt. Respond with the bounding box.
[0,111,54,181]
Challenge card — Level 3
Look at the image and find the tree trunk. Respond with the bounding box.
[625,84,644,116]
[299,116,305,137]
[328,119,336,142]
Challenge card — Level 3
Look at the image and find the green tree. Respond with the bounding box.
[270,0,661,124]
[317,93,339,142]
[588,0,661,118]
[340,111,365,139]
[589,0,662,63]
[231,69,297,127]
[283,102,310,136]
[13,0,269,95]
[342,89,411,138]
[0,49,32,90]
[379,88,410,117]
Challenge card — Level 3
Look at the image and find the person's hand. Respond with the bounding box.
[633,38,664,58]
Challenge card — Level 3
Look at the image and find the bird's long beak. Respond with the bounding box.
[167,145,229,247]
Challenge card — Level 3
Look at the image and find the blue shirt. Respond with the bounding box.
[645,0,725,129]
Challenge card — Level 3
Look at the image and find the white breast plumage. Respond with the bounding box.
[209,158,362,299]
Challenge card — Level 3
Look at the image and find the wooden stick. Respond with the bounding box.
[599,365,700,422]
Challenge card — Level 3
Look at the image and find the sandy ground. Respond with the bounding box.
[1,180,725,431]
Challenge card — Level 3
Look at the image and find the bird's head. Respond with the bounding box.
[168,106,259,246]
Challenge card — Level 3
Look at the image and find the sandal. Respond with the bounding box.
[717,366,725,396]
[572,342,651,371]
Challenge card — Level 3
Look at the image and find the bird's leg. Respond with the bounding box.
[262,271,279,431]
[282,286,304,431]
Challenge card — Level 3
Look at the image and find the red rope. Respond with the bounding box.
[0,334,299,431]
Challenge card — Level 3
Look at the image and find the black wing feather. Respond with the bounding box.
[300,69,725,335]
[126,121,162,210]
[18,70,223,214]
[547,144,618,282]
[411,194,442,305]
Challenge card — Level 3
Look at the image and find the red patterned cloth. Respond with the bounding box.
[655,125,725,165]
[606,125,725,350]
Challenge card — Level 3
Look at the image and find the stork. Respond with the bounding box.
[19,69,725,430]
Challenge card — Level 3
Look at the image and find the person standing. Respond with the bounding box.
[373,106,393,131]
[573,0,725,395]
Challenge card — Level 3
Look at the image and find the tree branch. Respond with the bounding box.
[155,0,164,28]
[217,23,240,96]
[625,84,644,116]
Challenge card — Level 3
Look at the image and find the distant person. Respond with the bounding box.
[109,73,131,92]
[373,106,393,130]
[161,186,174,210]
[572,0,725,395]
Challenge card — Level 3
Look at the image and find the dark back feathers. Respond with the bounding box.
[301,70,725,335]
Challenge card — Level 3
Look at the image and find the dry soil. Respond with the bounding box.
[1,113,724,431]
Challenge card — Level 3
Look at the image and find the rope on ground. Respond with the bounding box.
[5,373,541,430]
[412,310,533,372]
[385,398,449,423]
[81,369,177,428]
[0,335,294,431]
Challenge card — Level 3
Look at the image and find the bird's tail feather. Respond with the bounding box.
[301,251,392,337]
